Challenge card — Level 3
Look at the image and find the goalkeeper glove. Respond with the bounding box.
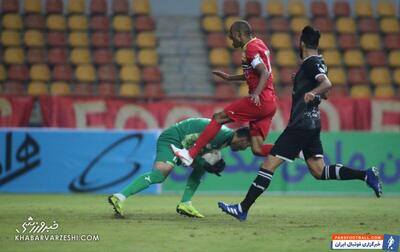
[204,159,226,176]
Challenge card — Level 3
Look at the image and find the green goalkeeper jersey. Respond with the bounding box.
[155,118,233,167]
[171,118,233,154]
[158,118,233,157]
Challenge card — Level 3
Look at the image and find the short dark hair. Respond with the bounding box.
[230,20,253,37]
[300,25,321,49]
[235,127,251,141]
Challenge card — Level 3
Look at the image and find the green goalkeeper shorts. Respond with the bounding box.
[155,127,203,169]
[155,127,183,167]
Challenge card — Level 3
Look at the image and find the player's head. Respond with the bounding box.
[230,127,251,151]
[299,25,321,59]
[229,20,253,48]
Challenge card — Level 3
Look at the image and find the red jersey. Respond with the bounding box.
[241,38,275,100]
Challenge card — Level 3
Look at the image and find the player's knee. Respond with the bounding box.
[156,175,167,183]
[261,163,276,173]
[148,169,168,184]
[212,112,228,124]
[212,112,222,120]
[312,171,323,180]
[310,167,323,180]
[251,145,263,156]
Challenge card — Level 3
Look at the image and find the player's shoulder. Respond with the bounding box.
[191,117,212,124]
[247,38,266,50]
[304,55,322,63]
[303,55,328,76]
[245,38,264,53]
[304,55,326,68]
[178,117,210,126]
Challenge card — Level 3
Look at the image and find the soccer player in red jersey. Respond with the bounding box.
[171,20,277,166]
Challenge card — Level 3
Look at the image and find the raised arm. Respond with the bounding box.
[212,70,246,81]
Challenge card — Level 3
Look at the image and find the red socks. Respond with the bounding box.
[188,119,222,158]
[260,144,274,156]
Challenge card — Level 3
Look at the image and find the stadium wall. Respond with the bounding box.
[1,96,400,131]
[0,129,399,195]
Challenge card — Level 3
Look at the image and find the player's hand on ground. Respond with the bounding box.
[304,92,316,103]
[212,70,230,81]
[249,93,261,106]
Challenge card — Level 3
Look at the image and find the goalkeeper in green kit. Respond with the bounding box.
[108,118,252,218]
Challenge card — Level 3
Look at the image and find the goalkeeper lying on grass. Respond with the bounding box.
[108,118,252,218]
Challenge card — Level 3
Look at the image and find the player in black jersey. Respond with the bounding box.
[218,26,383,221]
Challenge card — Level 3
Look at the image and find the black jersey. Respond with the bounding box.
[287,55,328,130]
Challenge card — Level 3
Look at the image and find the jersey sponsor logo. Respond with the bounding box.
[317,63,327,74]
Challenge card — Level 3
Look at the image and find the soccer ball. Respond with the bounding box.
[202,150,222,165]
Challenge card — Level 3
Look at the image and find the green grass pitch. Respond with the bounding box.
[1,194,399,252]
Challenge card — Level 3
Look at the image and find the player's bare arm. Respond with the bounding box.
[320,90,330,100]
[250,63,270,106]
[304,74,332,103]
[212,70,245,81]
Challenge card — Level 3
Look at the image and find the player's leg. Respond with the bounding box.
[251,135,274,156]
[239,155,283,210]
[180,166,206,204]
[306,158,367,181]
[187,111,231,158]
[108,161,172,218]
[177,166,206,218]
[171,110,231,166]
[304,129,382,198]
[172,96,276,165]
[249,116,274,156]
[108,135,177,217]
[118,161,171,199]
[218,128,301,221]
[218,155,283,221]
[307,158,382,197]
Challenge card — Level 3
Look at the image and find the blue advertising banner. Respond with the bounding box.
[164,132,400,195]
[1,130,399,195]
[0,129,159,194]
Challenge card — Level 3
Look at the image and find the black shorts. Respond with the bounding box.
[269,127,323,161]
